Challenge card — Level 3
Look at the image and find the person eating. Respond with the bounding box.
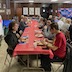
[40,23,66,72]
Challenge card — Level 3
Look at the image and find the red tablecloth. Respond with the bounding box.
[13,20,54,59]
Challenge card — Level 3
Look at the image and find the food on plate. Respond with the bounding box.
[35,30,42,34]
[34,40,44,46]
[21,36,28,42]
[35,34,43,37]
[37,42,44,46]
[21,39,27,42]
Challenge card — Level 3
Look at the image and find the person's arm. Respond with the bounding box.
[24,22,28,27]
[42,36,62,51]
[41,40,58,51]
[51,36,62,51]
[44,38,55,44]
[46,43,58,51]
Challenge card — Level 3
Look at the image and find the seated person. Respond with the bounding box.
[42,20,55,40]
[61,18,71,37]
[19,15,28,31]
[17,16,28,36]
[38,18,46,29]
[40,23,66,72]
[4,21,24,56]
[57,18,64,30]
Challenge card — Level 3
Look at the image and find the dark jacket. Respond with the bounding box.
[4,31,19,56]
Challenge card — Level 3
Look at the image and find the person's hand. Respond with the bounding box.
[41,32,44,35]
[19,30,23,35]
[16,33,20,38]
[41,40,48,45]
[44,38,49,42]
[44,26,47,29]
[19,37,26,42]
[19,37,23,41]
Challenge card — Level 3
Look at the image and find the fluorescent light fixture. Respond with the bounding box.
[29,0,34,3]
[63,1,71,3]
[51,0,58,2]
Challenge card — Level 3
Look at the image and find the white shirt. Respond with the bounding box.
[57,20,64,30]
[61,23,70,33]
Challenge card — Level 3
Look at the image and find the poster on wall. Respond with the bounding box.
[23,7,28,15]
[6,9,11,15]
[3,4,6,9]
[0,10,5,13]
[35,7,40,15]
[29,7,34,15]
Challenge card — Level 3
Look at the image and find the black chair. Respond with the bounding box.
[51,43,69,72]
[4,47,26,72]
[63,42,72,72]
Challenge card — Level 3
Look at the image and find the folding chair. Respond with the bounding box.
[51,43,69,72]
[4,47,27,72]
[4,48,14,72]
[51,59,64,72]
[63,42,72,72]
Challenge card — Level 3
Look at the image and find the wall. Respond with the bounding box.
[52,3,72,16]
[0,0,6,19]
[0,0,14,20]
[1,2,72,20]
[15,3,52,19]
[13,3,72,19]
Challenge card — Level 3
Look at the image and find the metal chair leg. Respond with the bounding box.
[51,65,54,72]
[7,57,13,72]
[55,63,63,72]
[4,54,8,65]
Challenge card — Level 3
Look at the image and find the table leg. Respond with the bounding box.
[27,55,29,68]
[37,55,38,68]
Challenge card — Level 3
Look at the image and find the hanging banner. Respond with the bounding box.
[58,8,72,18]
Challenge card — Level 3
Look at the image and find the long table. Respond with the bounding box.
[13,20,54,71]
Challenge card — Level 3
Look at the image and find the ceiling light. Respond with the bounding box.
[63,1,71,3]
[29,0,34,3]
[51,0,58,2]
